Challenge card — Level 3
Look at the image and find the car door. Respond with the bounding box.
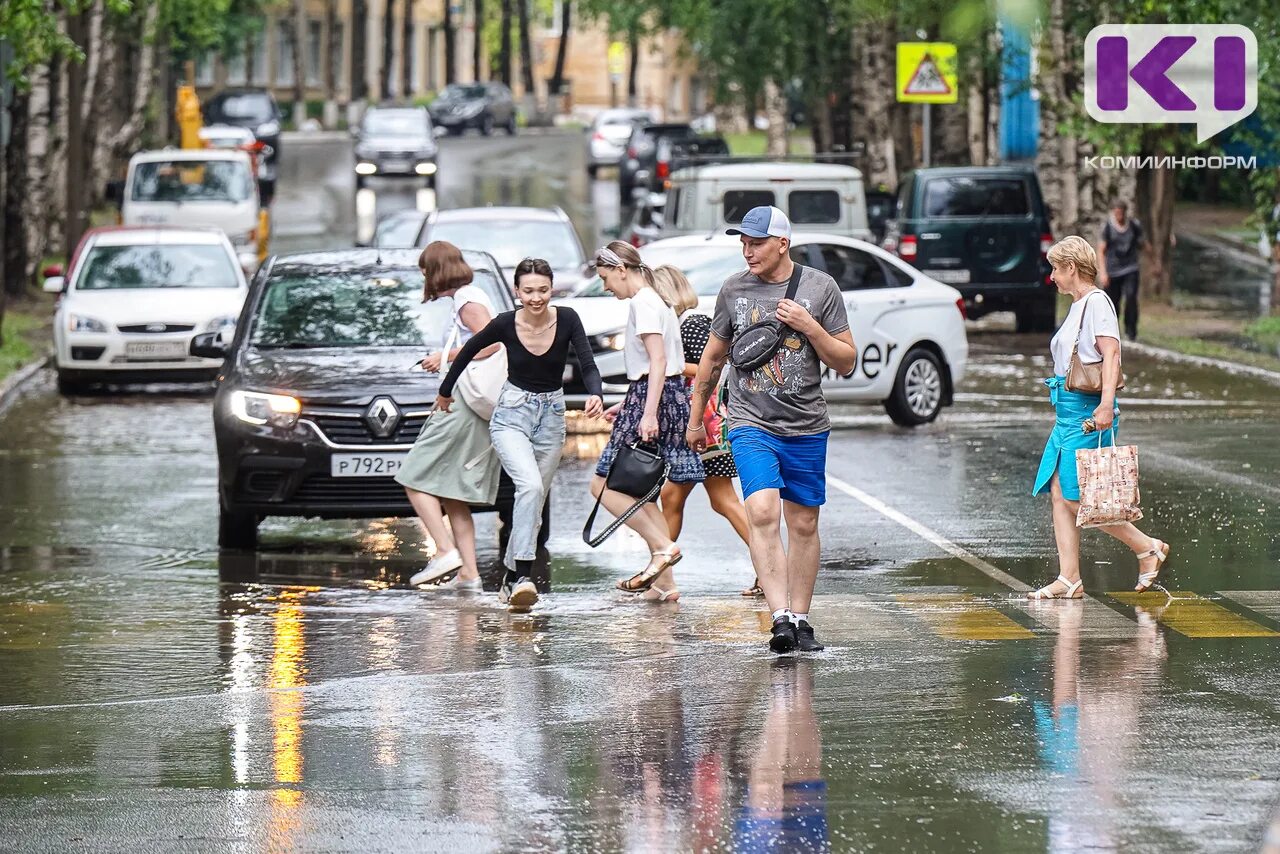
[807,241,909,398]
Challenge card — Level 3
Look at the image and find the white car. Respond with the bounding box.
[585,108,653,176]
[44,226,249,394]
[560,233,969,425]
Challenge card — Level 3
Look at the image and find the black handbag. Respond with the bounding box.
[728,264,804,371]
[583,441,669,547]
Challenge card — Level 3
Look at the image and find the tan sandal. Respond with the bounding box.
[1027,575,1084,600]
[616,546,682,593]
[1135,538,1170,591]
[740,580,764,598]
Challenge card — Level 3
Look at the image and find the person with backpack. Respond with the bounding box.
[686,206,857,653]
[1097,200,1162,341]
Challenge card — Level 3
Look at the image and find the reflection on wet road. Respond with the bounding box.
[2,131,1280,852]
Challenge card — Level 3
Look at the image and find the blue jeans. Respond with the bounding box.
[489,383,566,572]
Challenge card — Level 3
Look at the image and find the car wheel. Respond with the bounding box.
[884,348,945,427]
[506,115,518,135]
[219,503,259,550]
[587,163,598,178]
[56,371,89,396]
[1016,298,1058,334]
[481,115,494,136]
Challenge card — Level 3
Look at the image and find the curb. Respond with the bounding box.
[0,354,51,415]
[1176,229,1271,272]
[1126,341,1280,387]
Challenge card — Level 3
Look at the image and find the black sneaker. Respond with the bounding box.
[769,617,798,653]
[795,620,825,652]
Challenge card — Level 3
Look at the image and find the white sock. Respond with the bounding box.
[791,613,809,625]
[772,608,792,623]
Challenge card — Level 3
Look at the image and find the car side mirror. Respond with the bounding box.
[190,331,229,359]
[105,180,124,208]
[42,275,66,294]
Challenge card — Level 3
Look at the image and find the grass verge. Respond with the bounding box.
[0,295,54,386]
[1138,303,1280,373]
[724,129,814,157]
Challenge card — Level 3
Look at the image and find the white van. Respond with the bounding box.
[660,162,873,241]
[112,149,262,272]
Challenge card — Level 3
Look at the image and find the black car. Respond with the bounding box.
[202,88,283,163]
[191,248,545,557]
[882,165,1056,332]
[429,82,517,136]
[353,105,438,189]
[618,123,695,205]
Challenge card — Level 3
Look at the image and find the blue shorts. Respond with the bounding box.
[728,426,829,506]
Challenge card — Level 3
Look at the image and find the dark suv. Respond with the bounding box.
[202,88,283,164]
[192,249,543,557]
[618,123,696,205]
[882,166,1055,332]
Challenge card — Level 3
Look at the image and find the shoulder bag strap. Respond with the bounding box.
[783,263,804,302]
[582,463,670,548]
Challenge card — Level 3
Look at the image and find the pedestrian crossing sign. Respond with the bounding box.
[897,42,959,104]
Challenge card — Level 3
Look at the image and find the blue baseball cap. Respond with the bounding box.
[726,205,792,240]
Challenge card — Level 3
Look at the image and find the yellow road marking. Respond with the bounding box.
[896,594,1035,640]
[1109,591,1280,638]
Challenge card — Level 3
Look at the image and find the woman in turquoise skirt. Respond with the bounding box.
[1028,236,1170,600]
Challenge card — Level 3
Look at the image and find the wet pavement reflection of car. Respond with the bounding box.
[193,248,543,554]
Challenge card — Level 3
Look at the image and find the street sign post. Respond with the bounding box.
[897,42,959,167]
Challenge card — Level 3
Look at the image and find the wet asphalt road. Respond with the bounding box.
[2,132,1280,853]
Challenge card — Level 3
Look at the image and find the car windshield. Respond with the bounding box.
[442,84,486,100]
[427,220,583,269]
[250,268,508,348]
[77,244,240,290]
[374,212,428,248]
[208,94,274,123]
[131,160,253,203]
[575,245,746,297]
[363,110,430,137]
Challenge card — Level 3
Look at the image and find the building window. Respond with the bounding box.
[331,21,346,93]
[275,21,295,86]
[250,30,269,85]
[226,49,247,85]
[195,51,215,86]
[307,20,323,86]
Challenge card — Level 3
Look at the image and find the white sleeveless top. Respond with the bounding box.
[450,284,495,346]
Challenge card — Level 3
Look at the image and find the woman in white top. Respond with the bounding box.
[395,241,503,591]
[590,241,705,601]
[1028,236,1169,600]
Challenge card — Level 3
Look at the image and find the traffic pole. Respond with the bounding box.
[922,103,932,167]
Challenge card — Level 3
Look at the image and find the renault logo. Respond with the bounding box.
[364,397,401,439]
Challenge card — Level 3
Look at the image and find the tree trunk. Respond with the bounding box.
[471,0,484,81]
[325,0,338,103]
[442,0,455,84]
[351,0,368,100]
[4,90,32,301]
[762,78,788,157]
[291,0,307,125]
[24,60,53,287]
[497,0,512,87]
[626,27,639,107]
[550,0,570,95]
[64,7,90,259]
[1137,164,1175,303]
[516,0,535,102]
[90,24,120,204]
[851,17,897,188]
[402,0,414,97]
[382,0,396,98]
[102,0,158,169]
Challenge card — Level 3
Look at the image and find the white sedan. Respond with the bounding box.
[45,226,249,394]
[560,233,969,425]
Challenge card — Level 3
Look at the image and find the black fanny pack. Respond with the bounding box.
[728,265,804,371]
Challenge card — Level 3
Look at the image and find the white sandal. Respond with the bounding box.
[1135,539,1170,591]
[641,585,681,603]
[1027,575,1084,600]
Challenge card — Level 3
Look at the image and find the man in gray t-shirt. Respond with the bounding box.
[686,205,856,656]
[711,264,849,436]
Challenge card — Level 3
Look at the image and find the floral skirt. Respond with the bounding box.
[596,377,706,485]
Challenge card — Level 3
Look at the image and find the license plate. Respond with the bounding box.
[125,340,187,359]
[384,159,408,171]
[330,452,407,478]
[923,269,971,284]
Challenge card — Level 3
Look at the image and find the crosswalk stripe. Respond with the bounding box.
[1108,591,1280,638]
[896,594,1036,640]
[1219,591,1280,622]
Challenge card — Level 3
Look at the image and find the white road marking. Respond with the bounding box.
[826,474,1032,592]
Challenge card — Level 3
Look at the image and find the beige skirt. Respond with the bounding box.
[394,398,500,505]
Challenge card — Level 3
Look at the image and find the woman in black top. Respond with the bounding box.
[437,258,604,612]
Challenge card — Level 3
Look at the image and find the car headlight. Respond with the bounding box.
[415,162,438,175]
[229,390,301,428]
[256,120,280,137]
[68,313,108,333]
[593,331,626,352]
[207,315,238,333]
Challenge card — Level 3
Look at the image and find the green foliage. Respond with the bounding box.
[0,311,39,384]
[158,0,272,61]
[1,0,124,88]
[1244,315,1280,353]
